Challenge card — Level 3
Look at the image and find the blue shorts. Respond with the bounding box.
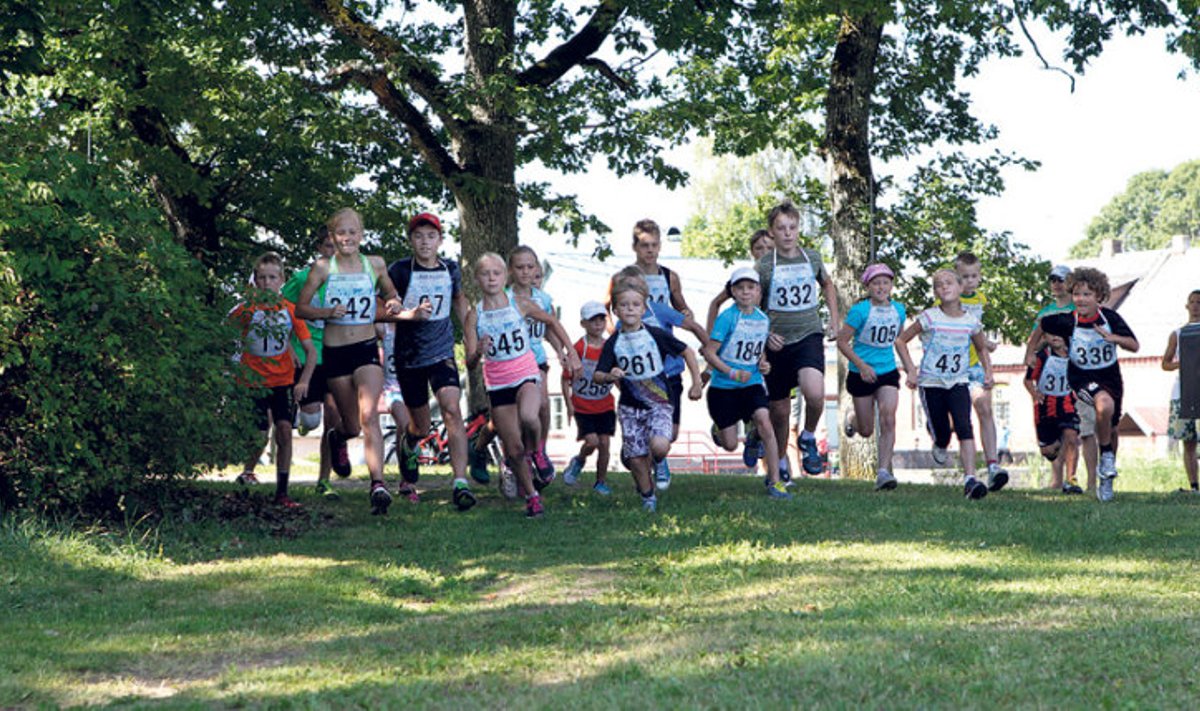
[966,364,986,389]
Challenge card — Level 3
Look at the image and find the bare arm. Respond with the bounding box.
[821,275,840,337]
[705,290,730,332]
[518,297,582,377]
[669,270,692,318]
[836,324,873,376]
[972,331,994,388]
[463,309,483,370]
[1024,324,1046,369]
[1163,331,1180,371]
[294,260,343,321]
[894,320,923,389]
[682,347,703,399]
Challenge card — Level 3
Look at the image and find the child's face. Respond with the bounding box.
[409,225,442,262]
[1187,293,1200,320]
[1071,282,1099,316]
[532,266,544,288]
[583,315,607,337]
[254,264,284,293]
[475,257,507,295]
[866,275,893,303]
[331,214,363,256]
[768,213,799,252]
[730,279,760,307]
[317,235,336,260]
[933,272,962,303]
[633,231,660,265]
[955,262,981,293]
[1045,333,1067,352]
[750,236,774,260]
[614,291,646,327]
[509,252,538,288]
[1049,274,1067,298]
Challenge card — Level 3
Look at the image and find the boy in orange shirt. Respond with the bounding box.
[232,252,317,507]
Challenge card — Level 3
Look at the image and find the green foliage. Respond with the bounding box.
[1070,159,1200,257]
[0,138,257,512]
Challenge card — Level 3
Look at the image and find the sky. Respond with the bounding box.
[516,27,1200,264]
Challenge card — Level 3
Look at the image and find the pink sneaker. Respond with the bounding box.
[525,495,545,518]
[398,483,420,503]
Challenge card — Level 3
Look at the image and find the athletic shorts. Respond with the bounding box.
[966,363,987,391]
[576,410,616,440]
[707,385,769,430]
[1074,380,1123,428]
[846,369,901,398]
[253,385,294,431]
[383,384,404,406]
[324,340,381,380]
[1036,413,1080,448]
[1076,398,1096,438]
[765,333,824,401]
[487,378,538,408]
[1169,399,1200,442]
[619,403,673,460]
[397,359,461,409]
[538,362,550,373]
[668,374,683,426]
[297,362,328,407]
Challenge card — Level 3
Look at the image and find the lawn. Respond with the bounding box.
[4,463,1200,709]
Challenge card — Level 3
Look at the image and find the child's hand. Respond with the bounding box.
[608,368,624,381]
[384,297,403,316]
[986,339,998,352]
[1024,353,1039,369]
[477,335,492,358]
[732,369,750,384]
[566,353,583,379]
[984,372,995,389]
[688,383,703,400]
[701,368,712,386]
[767,332,785,351]
[758,356,771,376]
[294,381,309,402]
[905,365,919,390]
[1095,325,1115,342]
[859,364,877,383]
[411,301,433,321]
[329,302,347,319]
[1036,393,1046,405]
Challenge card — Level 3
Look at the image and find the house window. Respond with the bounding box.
[550,395,567,432]
[994,385,1011,428]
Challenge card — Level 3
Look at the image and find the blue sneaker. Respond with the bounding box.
[642,493,657,512]
[779,458,791,484]
[593,481,612,496]
[563,456,584,486]
[467,443,491,484]
[742,426,763,468]
[798,433,823,475]
[654,458,671,491]
[767,481,793,500]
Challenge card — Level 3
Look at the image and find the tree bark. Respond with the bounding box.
[825,11,883,480]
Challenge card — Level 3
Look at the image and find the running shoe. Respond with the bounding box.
[563,456,584,486]
[779,458,792,484]
[327,429,352,478]
[314,480,340,500]
[452,481,477,511]
[273,494,301,509]
[1097,452,1118,503]
[874,469,898,491]
[370,481,393,515]
[526,495,545,518]
[963,476,988,500]
[767,481,793,500]
[499,462,519,500]
[798,433,823,475]
[1061,482,1084,495]
[742,426,763,469]
[843,412,857,439]
[532,447,556,483]
[467,444,491,484]
[1098,451,1118,479]
[710,423,722,447]
[642,494,657,512]
[397,483,420,503]
[986,463,1009,492]
[593,481,612,496]
[398,434,420,484]
[930,445,949,466]
[654,458,671,491]
[235,472,259,486]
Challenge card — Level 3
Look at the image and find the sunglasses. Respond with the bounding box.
[1049,276,1065,283]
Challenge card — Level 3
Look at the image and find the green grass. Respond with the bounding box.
[4,463,1200,709]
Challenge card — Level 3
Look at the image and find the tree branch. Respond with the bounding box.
[580,58,634,94]
[516,0,627,87]
[1013,3,1076,92]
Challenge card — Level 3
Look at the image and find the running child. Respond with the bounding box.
[295,208,404,515]
[756,201,840,481]
[1027,267,1139,502]
[953,251,1008,492]
[836,263,905,492]
[562,301,617,495]
[376,321,415,501]
[280,227,342,499]
[464,253,580,518]
[1024,333,1082,494]
[1161,289,1200,492]
[385,212,477,511]
[630,218,692,315]
[703,267,791,500]
[895,268,994,500]
[595,277,703,512]
[231,252,317,507]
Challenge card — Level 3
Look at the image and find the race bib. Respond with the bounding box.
[614,329,663,380]
[246,310,291,357]
[922,331,969,378]
[769,263,817,312]
[402,270,452,321]
[1069,326,1117,370]
[573,358,612,400]
[644,272,670,305]
[326,272,376,326]
[721,316,769,368]
[856,305,901,348]
[1037,354,1071,397]
[478,304,529,363]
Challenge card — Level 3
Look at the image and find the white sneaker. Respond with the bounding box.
[874,469,898,491]
[986,463,1009,492]
[1097,473,1116,502]
[931,446,949,466]
[642,494,657,512]
[499,463,519,500]
[1099,451,1118,479]
[1097,452,1117,502]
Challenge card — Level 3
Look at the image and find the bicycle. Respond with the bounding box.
[383,408,503,473]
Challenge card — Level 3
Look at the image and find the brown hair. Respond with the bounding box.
[631,219,661,245]
[954,251,980,267]
[767,201,801,229]
[611,278,649,305]
[1067,267,1111,303]
[326,207,362,233]
[507,244,539,267]
[254,251,283,271]
[749,229,771,253]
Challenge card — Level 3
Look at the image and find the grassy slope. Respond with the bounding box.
[4,469,1200,709]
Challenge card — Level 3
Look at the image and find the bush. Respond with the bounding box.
[0,149,258,513]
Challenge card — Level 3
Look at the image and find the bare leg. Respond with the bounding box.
[435,386,469,481]
[959,438,978,479]
[352,365,385,482]
[876,387,899,473]
[595,437,610,483]
[798,368,824,434]
[1184,440,1199,488]
[753,408,780,485]
[972,386,998,463]
[1081,434,1098,491]
[493,404,535,496]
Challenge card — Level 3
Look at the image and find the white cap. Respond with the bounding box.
[1050,264,1071,280]
[580,301,607,320]
[729,267,760,285]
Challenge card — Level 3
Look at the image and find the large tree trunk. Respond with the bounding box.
[825,12,883,480]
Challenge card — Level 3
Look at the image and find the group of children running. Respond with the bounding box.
[230,200,1193,517]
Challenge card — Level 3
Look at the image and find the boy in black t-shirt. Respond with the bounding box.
[1023,333,1082,494]
[1027,267,1139,502]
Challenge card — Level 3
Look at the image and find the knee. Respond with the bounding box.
[584,434,600,448]
[878,411,896,430]
[650,439,670,460]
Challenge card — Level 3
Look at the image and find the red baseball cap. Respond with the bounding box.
[408,212,442,234]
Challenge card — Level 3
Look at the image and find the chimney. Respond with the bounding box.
[1172,234,1191,254]
[1101,238,1123,257]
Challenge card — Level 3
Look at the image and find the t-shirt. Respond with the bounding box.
[1040,308,1135,393]
[641,300,685,377]
[232,299,311,388]
[281,265,326,366]
[388,257,462,369]
[959,291,987,366]
[1025,347,1076,422]
[708,305,770,389]
[916,306,982,389]
[570,338,615,414]
[1032,299,1074,333]
[756,247,828,345]
[636,263,676,307]
[595,325,688,410]
[844,298,906,375]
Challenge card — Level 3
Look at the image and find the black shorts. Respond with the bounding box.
[397,359,461,409]
[253,385,295,431]
[297,362,329,407]
[707,384,769,430]
[846,369,901,398]
[576,410,616,440]
[538,362,550,373]
[668,374,683,425]
[1074,379,1123,428]
[1036,414,1080,448]
[487,378,538,408]
[324,340,381,380]
[765,333,825,401]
